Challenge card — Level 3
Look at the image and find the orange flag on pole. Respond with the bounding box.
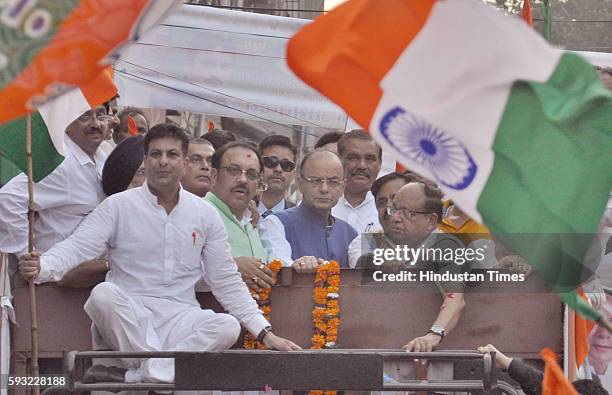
[522,0,533,27]
[575,288,596,367]
[540,348,578,395]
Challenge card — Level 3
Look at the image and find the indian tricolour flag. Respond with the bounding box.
[288,0,612,318]
[0,69,117,184]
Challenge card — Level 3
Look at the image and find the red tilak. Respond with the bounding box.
[192,231,196,245]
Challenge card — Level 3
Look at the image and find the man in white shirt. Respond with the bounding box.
[332,130,382,233]
[181,137,215,198]
[0,106,109,258]
[19,124,299,384]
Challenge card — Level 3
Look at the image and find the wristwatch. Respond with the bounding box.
[428,324,445,340]
[256,325,272,342]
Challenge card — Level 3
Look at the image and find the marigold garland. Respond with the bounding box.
[309,260,341,395]
[243,259,282,349]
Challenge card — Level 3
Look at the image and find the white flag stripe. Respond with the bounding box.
[369,0,561,222]
[38,88,91,156]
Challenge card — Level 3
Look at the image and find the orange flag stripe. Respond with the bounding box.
[521,0,533,27]
[80,68,117,108]
[0,0,148,124]
[575,288,596,367]
[540,348,578,395]
[287,0,436,129]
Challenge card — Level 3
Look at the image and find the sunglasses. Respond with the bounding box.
[262,156,296,172]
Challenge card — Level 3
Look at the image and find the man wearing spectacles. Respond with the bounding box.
[332,130,383,233]
[205,141,275,291]
[258,135,297,217]
[0,106,109,260]
[260,149,358,270]
[181,138,215,198]
[351,182,467,353]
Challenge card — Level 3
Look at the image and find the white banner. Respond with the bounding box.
[113,4,348,130]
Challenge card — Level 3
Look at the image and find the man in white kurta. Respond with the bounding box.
[0,114,107,257]
[19,124,299,384]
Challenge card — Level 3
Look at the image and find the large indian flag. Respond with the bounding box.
[288,0,612,316]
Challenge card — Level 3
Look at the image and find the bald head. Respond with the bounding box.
[384,182,442,245]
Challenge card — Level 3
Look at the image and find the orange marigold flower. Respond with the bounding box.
[327,300,339,309]
[327,276,340,287]
[268,259,282,272]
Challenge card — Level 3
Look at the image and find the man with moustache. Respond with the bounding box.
[205,141,276,291]
[181,138,215,197]
[112,107,149,145]
[0,106,110,259]
[18,124,299,384]
[258,135,297,217]
[260,149,357,270]
[332,129,382,233]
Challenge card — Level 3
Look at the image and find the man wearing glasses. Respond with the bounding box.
[257,135,297,217]
[0,106,110,260]
[350,182,467,352]
[205,141,275,291]
[260,149,358,271]
[182,137,215,198]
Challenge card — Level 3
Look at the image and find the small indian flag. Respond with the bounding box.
[288,0,612,301]
[0,69,117,183]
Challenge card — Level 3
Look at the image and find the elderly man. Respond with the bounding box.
[0,106,109,258]
[258,135,297,217]
[205,141,275,291]
[347,172,416,268]
[181,137,215,197]
[350,182,467,352]
[332,129,382,233]
[260,149,357,270]
[19,124,299,384]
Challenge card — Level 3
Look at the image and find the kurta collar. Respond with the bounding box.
[340,191,375,209]
[141,181,184,209]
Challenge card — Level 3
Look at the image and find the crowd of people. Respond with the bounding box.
[0,87,609,393]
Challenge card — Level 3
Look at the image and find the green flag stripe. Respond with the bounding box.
[477,53,612,291]
[0,0,80,90]
[0,112,65,184]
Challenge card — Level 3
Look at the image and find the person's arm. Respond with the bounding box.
[477,344,542,395]
[57,259,109,288]
[402,291,465,352]
[258,215,293,266]
[507,359,543,395]
[34,198,115,283]
[0,174,29,256]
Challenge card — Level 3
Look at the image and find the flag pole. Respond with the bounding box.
[25,113,40,395]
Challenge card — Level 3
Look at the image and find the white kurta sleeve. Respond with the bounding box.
[258,215,293,266]
[201,208,268,337]
[0,168,69,257]
[36,197,115,283]
[0,174,29,256]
